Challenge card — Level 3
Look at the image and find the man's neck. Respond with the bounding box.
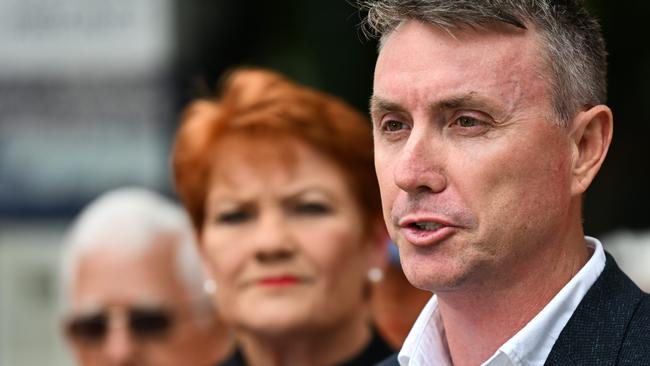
[437,229,590,366]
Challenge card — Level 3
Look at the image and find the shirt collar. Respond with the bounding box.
[398,294,450,366]
[398,236,606,366]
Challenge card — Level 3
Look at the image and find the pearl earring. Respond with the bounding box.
[203,279,217,295]
[367,267,384,283]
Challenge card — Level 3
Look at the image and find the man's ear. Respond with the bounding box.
[570,104,613,195]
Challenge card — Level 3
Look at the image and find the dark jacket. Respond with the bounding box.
[376,253,650,366]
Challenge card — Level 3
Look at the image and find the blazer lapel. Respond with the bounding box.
[545,253,645,366]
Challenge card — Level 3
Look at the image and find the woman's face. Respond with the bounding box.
[201,136,381,336]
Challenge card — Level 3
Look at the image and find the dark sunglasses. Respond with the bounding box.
[66,307,174,343]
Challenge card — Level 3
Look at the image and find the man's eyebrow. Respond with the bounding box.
[371,92,498,114]
[369,96,407,115]
[436,92,510,121]
[434,92,503,111]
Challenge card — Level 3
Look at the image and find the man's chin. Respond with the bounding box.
[401,255,471,293]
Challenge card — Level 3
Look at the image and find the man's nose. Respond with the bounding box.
[394,127,447,194]
[253,210,295,262]
[103,320,137,365]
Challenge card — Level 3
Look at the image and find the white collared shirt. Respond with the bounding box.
[398,236,606,366]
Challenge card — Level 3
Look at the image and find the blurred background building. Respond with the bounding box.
[0,1,648,365]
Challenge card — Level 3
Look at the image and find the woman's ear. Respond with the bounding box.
[366,219,390,270]
[198,246,216,282]
[200,256,219,297]
[570,105,613,196]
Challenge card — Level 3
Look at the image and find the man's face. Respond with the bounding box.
[66,240,223,366]
[372,21,576,292]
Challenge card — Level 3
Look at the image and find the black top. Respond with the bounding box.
[219,329,394,366]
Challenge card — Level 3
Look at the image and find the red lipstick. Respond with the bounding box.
[258,275,300,287]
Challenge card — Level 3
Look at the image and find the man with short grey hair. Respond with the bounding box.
[60,187,232,366]
[358,0,650,365]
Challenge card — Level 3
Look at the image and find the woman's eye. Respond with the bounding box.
[455,116,483,128]
[216,211,250,224]
[294,202,331,215]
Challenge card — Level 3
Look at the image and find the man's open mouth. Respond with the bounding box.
[410,221,444,231]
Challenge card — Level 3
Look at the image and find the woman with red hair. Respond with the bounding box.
[172,68,393,366]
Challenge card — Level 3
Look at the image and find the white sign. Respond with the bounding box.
[0,0,175,213]
[0,0,172,77]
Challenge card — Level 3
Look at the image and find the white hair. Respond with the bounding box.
[59,187,214,326]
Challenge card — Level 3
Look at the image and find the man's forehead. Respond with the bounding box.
[373,21,548,118]
[71,243,187,310]
[376,20,543,72]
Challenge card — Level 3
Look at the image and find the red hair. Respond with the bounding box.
[172,68,381,236]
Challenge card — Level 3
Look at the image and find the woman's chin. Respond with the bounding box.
[235,299,321,337]
[241,317,312,338]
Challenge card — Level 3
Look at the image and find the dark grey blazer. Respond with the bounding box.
[376,253,650,366]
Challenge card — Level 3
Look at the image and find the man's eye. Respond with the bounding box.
[382,120,407,132]
[455,116,483,128]
[294,202,331,215]
[216,211,250,224]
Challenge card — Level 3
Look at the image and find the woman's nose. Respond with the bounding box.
[252,210,295,262]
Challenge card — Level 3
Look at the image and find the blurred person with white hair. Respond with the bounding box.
[603,229,650,292]
[60,187,233,366]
